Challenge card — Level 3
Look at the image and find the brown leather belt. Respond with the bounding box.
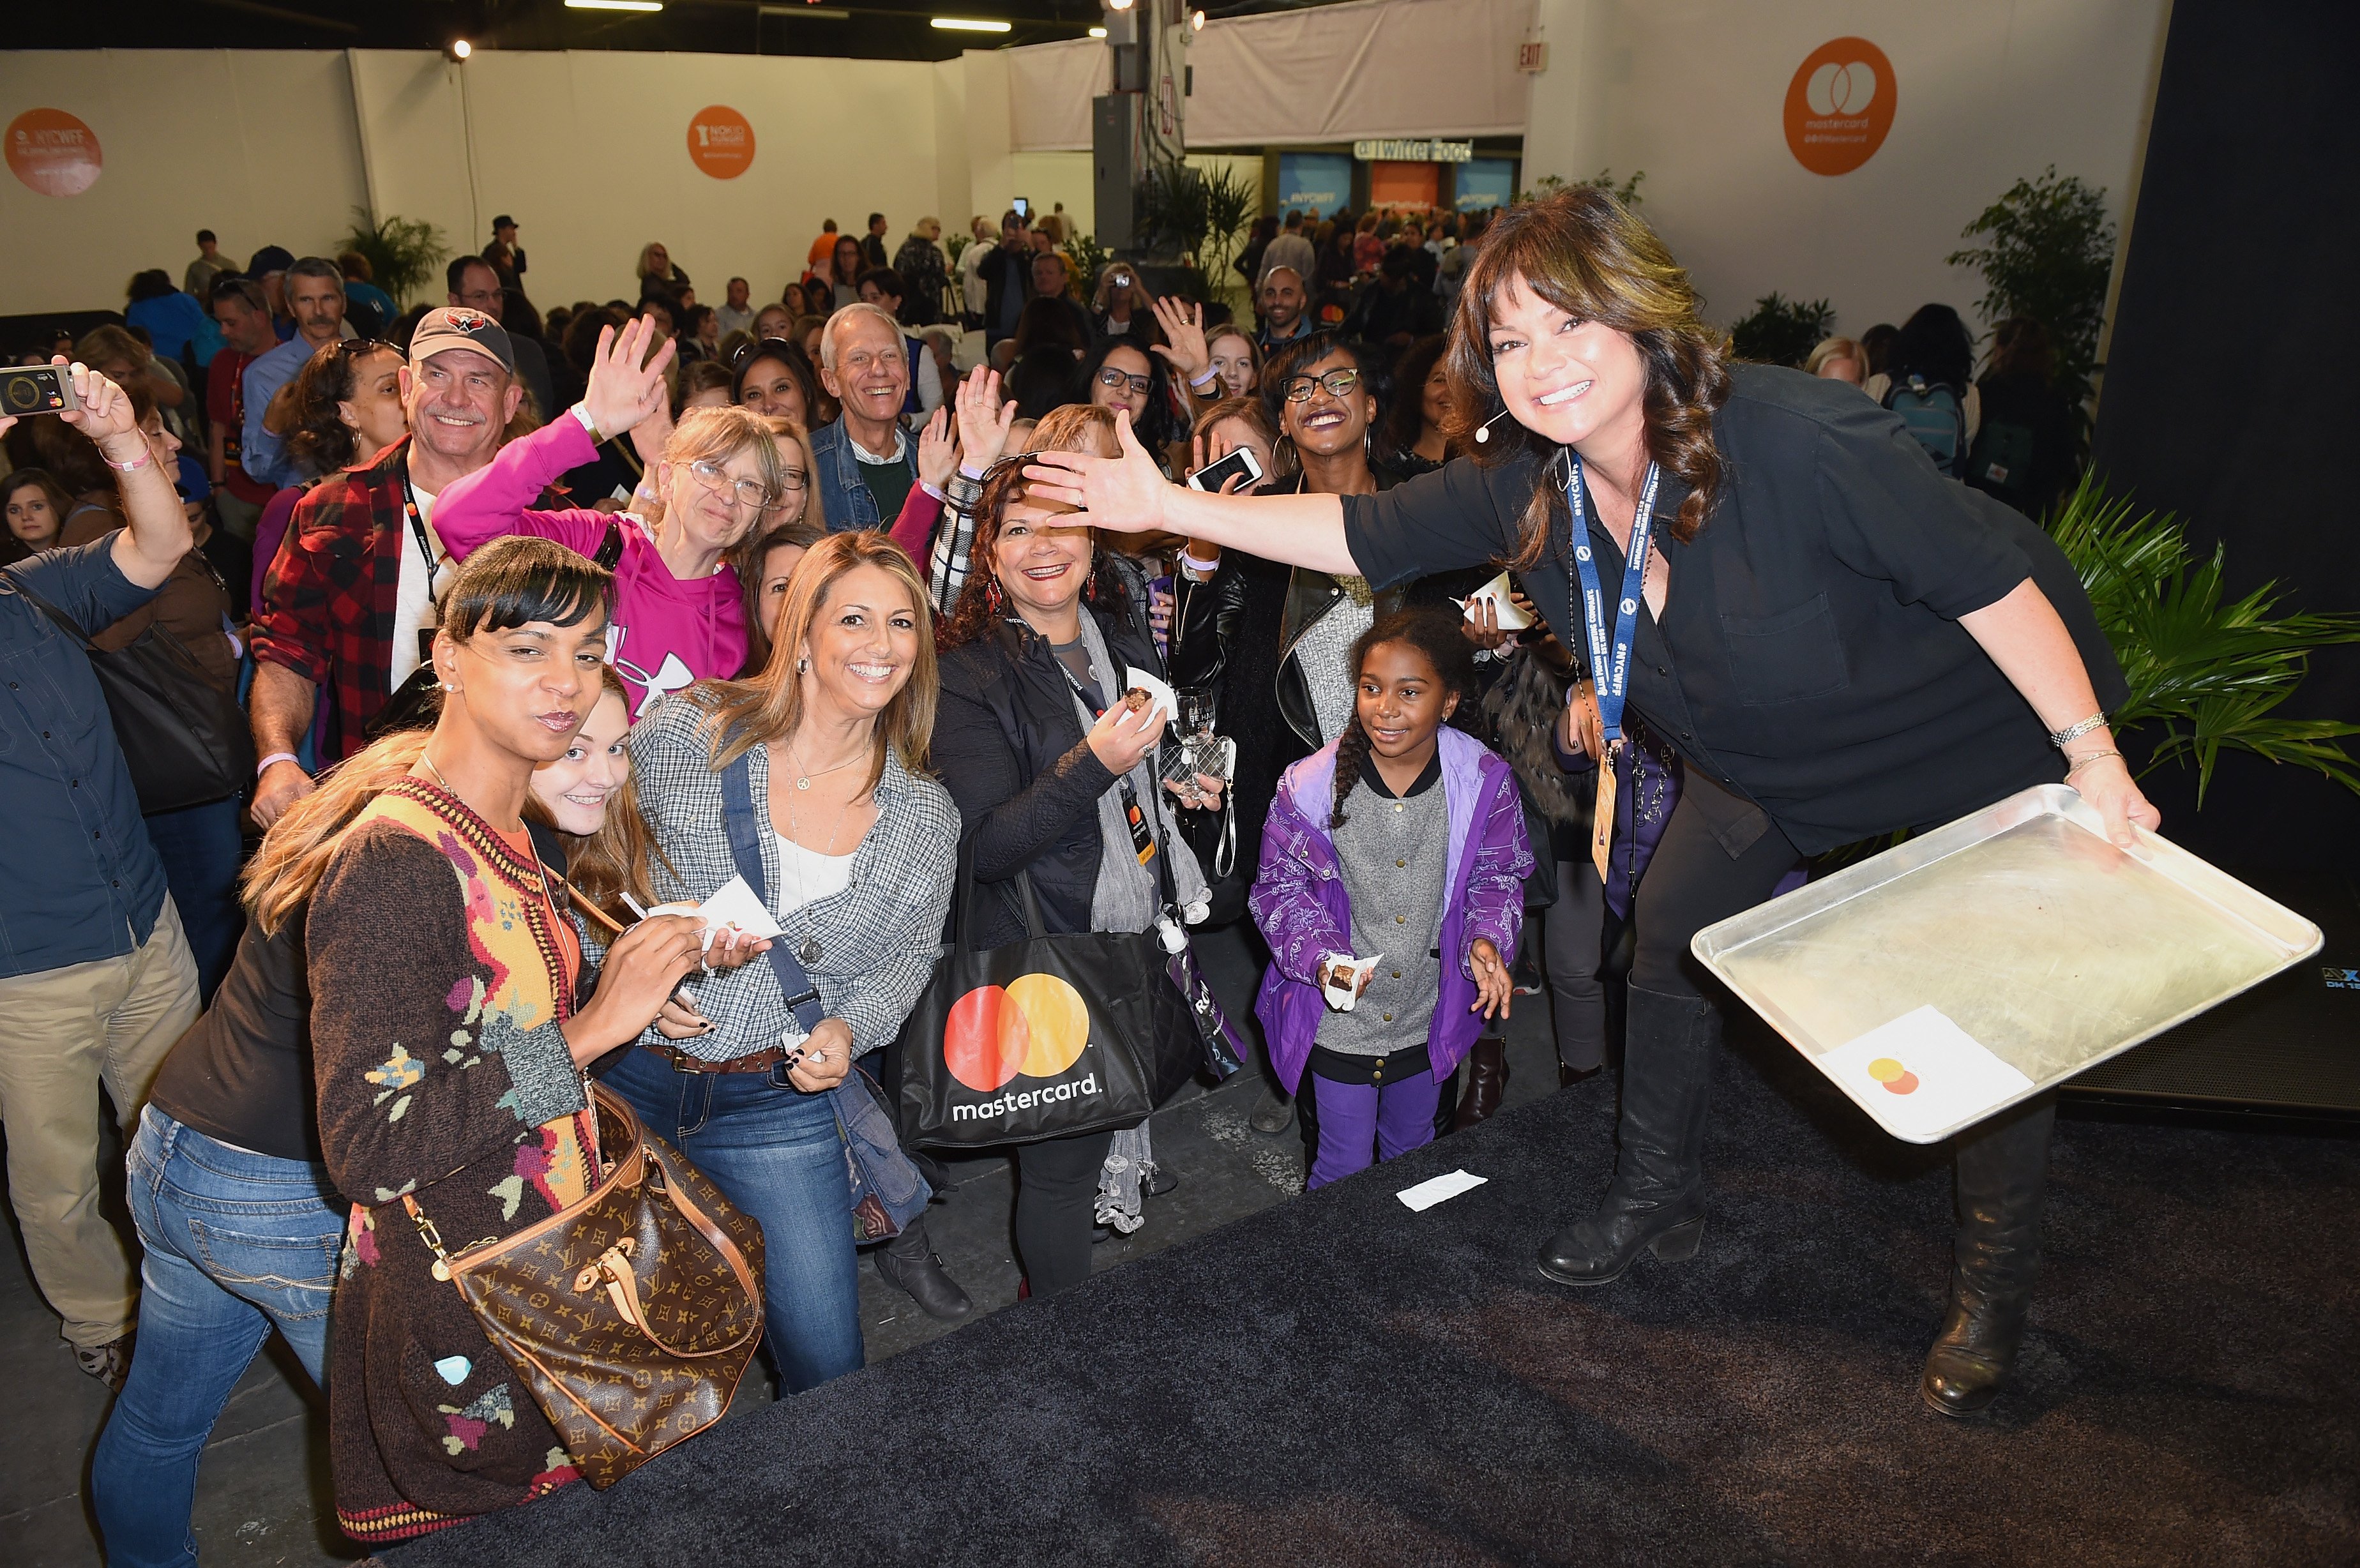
[642,1041,798,1076]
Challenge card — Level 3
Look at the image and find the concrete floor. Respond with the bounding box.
[0,921,1586,1567]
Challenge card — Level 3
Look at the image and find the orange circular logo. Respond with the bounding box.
[686,106,755,180]
[6,109,103,197]
[943,974,1091,1092]
[1783,38,1895,176]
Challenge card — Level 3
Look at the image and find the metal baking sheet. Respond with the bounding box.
[1692,785,2324,1143]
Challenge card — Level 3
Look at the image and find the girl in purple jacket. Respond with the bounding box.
[1250,607,1531,1188]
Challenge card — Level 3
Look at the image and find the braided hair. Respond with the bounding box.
[1329,605,1478,832]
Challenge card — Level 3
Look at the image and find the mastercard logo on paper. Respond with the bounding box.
[1866,1057,1920,1096]
[944,974,1092,1092]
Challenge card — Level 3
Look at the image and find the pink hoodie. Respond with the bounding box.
[434,417,746,716]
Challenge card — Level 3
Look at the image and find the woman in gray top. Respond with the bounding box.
[614,530,963,1388]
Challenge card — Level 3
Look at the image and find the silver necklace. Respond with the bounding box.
[783,736,864,792]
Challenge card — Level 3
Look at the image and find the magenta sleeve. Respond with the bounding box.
[431,416,607,562]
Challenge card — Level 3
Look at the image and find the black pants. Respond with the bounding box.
[1627,770,1807,999]
[1014,1129,1117,1297]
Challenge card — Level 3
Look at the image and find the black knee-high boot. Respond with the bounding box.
[1536,983,1717,1285]
[1922,1095,2056,1417]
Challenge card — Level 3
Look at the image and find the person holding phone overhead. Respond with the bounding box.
[1021,187,2154,1419]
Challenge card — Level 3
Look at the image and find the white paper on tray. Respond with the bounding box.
[1820,1006,2034,1140]
[697,875,785,940]
[1397,1169,1488,1212]
[1123,665,1179,725]
[1454,571,1534,631]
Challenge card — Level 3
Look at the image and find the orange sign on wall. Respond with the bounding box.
[1783,38,1895,176]
[1368,160,1440,210]
[686,106,755,180]
[7,109,103,197]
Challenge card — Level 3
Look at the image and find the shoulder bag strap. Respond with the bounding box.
[717,748,828,1036]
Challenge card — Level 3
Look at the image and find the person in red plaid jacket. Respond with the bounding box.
[249,308,543,825]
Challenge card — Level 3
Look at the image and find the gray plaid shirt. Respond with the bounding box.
[628,692,959,1064]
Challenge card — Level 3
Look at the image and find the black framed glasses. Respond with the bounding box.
[1279,368,1363,403]
[1094,365,1153,397]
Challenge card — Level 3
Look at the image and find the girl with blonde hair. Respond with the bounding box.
[435,315,785,716]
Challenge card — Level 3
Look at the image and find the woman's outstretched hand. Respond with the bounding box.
[955,365,1018,472]
[1023,408,1171,535]
[915,405,957,490]
[1149,297,1211,386]
[579,316,677,442]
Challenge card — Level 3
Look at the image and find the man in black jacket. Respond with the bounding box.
[978,211,1035,350]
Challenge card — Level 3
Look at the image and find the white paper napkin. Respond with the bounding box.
[1820,1006,2036,1140]
[697,875,785,941]
[1454,571,1533,630]
[1123,665,1181,726]
[1396,1169,1488,1212]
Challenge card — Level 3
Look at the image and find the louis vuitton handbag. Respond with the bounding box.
[402,1081,766,1488]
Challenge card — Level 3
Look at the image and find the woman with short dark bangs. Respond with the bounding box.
[1023,186,2157,1420]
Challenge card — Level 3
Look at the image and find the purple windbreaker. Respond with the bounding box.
[1248,727,1533,1094]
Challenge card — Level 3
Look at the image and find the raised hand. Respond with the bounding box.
[916,405,957,490]
[56,359,143,459]
[1469,939,1514,1020]
[1023,408,1170,535]
[955,365,1017,472]
[580,316,677,441]
[1149,297,1211,386]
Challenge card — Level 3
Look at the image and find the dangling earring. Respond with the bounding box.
[1085,550,1101,603]
[985,576,1005,614]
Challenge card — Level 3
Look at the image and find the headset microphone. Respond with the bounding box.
[1473,407,1513,444]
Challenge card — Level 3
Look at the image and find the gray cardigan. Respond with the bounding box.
[627,691,958,1063]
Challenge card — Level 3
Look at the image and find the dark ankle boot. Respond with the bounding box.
[1923,1097,2055,1417]
[876,1213,974,1322]
[1536,984,1718,1286]
[1451,1037,1509,1131]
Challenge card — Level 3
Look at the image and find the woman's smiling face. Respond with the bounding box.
[1279,348,1374,459]
[529,686,631,835]
[1482,273,1647,453]
[992,495,1094,625]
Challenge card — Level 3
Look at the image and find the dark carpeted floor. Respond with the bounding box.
[405,1030,2360,1567]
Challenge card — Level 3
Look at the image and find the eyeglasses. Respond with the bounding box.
[326,336,391,358]
[770,467,808,497]
[1094,365,1152,397]
[1279,368,1363,403]
[685,459,775,512]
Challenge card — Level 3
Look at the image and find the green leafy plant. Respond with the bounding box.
[1059,233,1113,303]
[340,209,451,308]
[1728,292,1836,368]
[2046,474,2360,802]
[945,233,971,268]
[1133,162,1257,283]
[1948,167,2116,418]
[1513,169,1644,207]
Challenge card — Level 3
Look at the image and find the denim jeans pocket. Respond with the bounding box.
[185,1219,341,1319]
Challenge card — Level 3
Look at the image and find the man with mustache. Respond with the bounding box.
[248,308,536,825]
[240,256,350,488]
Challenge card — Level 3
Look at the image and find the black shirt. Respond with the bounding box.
[1341,365,2126,856]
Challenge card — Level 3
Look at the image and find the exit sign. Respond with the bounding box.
[1517,41,1548,73]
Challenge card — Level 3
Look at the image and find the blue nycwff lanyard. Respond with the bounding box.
[1566,452,1664,752]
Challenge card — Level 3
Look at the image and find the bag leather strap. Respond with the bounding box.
[718,749,827,1036]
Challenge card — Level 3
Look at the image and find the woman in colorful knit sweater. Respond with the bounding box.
[308,538,711,1546]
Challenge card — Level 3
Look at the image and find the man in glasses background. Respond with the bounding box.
[448,255,558,423]
[248,308,533,824]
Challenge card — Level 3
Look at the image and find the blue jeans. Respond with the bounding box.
[602,1046,863,1393]
[141,797,245,1000]
[91,1106,343,1568]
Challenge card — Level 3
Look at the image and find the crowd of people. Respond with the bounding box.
[0,185,2133,1559]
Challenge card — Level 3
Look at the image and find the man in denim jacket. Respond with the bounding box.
[809,304,916,532]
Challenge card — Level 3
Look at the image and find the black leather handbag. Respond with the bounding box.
[20,576,253,814]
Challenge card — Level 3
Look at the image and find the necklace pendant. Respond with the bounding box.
[796,776,812,791]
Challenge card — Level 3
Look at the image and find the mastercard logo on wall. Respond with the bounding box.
[942,973,1104,1122]
[1783,38,1896,176]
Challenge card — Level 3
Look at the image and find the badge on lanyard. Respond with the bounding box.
[1565,454,1663,882]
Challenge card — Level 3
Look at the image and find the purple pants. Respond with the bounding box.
[1307,1070,1442,1190]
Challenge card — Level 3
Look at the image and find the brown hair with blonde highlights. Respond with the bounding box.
[696,530,938,793]
[937,403,1122,649]
[1443,185,1732,563]
[241,729,430,937]
[527,665,665,927]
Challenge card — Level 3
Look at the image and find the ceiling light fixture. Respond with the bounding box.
[1105,0,1134,11]
[1191,9,1205,29]
[567,0,663,10]
[930,16,1011,30]
[446,38,473,61]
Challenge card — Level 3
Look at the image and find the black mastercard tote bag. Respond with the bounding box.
[898,843,1199,1150]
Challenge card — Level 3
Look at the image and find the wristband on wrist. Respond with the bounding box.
[1187,368,1220,391]
[957,462,987,481]
[571,403,604,444]
[101,444,153,473]
[1179,550,1220,575]
[257,751,299,778]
